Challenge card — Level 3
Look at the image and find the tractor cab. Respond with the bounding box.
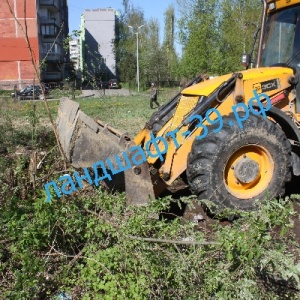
[260,3,300,69]
[257,0,300,113]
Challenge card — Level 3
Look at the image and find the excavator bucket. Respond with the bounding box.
[56,98,155,206]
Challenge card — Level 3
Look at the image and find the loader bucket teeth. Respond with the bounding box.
[56,98,155,205]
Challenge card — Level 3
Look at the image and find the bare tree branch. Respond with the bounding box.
[5,0,67,165]
[128,235,221,245]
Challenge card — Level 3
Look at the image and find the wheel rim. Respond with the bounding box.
[224,145,274,199]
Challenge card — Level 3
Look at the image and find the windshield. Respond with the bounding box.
[261,5,300,68]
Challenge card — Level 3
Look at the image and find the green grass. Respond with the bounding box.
[77,87,179,135]
[48,87,82,99]
[0,90,12,96]
[0,87,180,136]
[79,95,151,135]
[1,90,300,300]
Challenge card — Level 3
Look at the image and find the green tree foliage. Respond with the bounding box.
[116,0,261,82]
[219,0,261,73]
[141,19,166,84]
[115,1,180,88]
[162,5,178,81]
[176,0,261,77]
[177,0,222,77]
[115,4,146,83]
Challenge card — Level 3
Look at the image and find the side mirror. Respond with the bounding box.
[242,54,251,68]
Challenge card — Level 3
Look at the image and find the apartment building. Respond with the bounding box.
[80,8,117,82]
[69,39,80,71]
[38,0,69,84]
[0,0,69,89]
[69,38,82,84]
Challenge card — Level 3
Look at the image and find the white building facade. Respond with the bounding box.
[80,8,117,81]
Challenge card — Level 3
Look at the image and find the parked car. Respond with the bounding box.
[11,84,49,100]
[97,81,109,89]
[40,83,50,94]
[108,79,121,89]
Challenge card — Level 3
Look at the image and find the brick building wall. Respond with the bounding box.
[0,0,39,89]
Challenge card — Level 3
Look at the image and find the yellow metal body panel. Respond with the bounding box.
[165,95,199,132]
[134,67,296,189]
[163,93,236,184]
[182,67,293,97]
[182,74,232,96]
[165,68,294,184]
[268,0,300,12]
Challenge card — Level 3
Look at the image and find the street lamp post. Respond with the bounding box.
[128,24,144,93]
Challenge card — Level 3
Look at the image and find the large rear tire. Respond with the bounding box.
[186,112,292,213]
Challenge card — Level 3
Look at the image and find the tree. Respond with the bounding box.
[219,0,261,73]
[115,3,146,83]
[141,18,166,84]
[177,0,222,77]
[4,0,66,162]
[162,5,178,81]
[176,0,262,77]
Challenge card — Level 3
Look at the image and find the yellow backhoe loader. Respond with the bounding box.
[57,0,300,214]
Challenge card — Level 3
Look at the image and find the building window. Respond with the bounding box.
[45,63,61,72]
[41,25,58,36]
[42,43,60,54]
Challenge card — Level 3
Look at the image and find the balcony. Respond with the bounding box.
[41,52,62,61]
[39,0,59,11]
[41,35,56,43]
[43,72,62,81]
[70,54,78,59]
[70,40,78,46]
[39,16,60,27]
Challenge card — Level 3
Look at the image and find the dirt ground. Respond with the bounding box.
[160,175,300,242]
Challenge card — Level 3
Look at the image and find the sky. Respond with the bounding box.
[68,0,180,52]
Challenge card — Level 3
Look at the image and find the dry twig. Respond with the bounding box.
[5,0,67,166]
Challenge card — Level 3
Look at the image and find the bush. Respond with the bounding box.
[1,183,300,299]
[1,96,300,299]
